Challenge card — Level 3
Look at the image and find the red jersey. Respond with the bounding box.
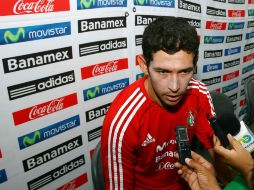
[101,77,215,190]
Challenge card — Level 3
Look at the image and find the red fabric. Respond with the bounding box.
[101,77,215,190]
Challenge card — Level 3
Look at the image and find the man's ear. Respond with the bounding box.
[137,55,148,75]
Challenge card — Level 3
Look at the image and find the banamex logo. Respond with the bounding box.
[135,15,159,26]
[2,46,73,73]
[78,16,126,33]
[22,135,83,171]
[178,0,201,13]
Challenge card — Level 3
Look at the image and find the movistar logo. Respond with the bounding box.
[228,22,244,30]
[249,9,254,16]
[83,78,129,101]
[204,36,224,44]
[86,86,100,100]
[4,28,25,44]
[228,23,234,30]
[22,131,41,148]
[80,0,96,8]
[135,0,148,5]
[222,82,238,93]
[78,0,127,9]
[205,36,213,43]
[240,135,252,143]
[1,22,70,45]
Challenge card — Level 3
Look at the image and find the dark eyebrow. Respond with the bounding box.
[178,67,194,73]
[153,67,194,73]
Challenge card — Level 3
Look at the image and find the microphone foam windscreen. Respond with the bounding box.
[217,113,241,136]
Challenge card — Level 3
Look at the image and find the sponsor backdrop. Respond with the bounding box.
[0,0,254,189]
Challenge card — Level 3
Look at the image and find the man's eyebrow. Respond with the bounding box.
[178,67,194,73]
[153,67,194,72]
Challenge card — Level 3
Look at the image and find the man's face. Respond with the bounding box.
[146,50,194,107]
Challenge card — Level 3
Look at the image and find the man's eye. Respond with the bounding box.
[180,71,189,74]
[180,70,192,75]
[158,70,167,74]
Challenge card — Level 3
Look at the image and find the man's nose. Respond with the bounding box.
[168,74,180,92]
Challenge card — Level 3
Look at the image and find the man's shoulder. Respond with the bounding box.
[186,78,209,95]
[110,77,147,106]
[104,77,148,124]
[117,77,146,94]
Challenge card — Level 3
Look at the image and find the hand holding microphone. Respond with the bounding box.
[213,134,253,174]
[216,113,254,154]
[213,134,254,190]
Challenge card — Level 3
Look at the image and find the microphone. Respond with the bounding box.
[217,113,254,154]
[208,116,229,148]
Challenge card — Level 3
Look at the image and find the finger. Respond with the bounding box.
[227,134,243,150]
[191,151,209,165]
[213,135,221,146]
[213,140,231,158]
[174,162,182,168]
[185,157,205,171]
[190,151,203,160]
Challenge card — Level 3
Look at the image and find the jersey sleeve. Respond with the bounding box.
[195,85,216,149]
[101,91,144,190]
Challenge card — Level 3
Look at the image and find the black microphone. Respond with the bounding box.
[208,115,229,148]
[216,113,241,136]
[217,113,254,155]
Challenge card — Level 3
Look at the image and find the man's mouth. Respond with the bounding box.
[166,95,181,102]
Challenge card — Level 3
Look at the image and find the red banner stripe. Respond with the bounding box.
[12,93,78,126]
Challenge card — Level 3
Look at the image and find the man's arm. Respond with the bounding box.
[101,115,137,190]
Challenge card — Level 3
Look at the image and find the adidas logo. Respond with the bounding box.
[141,133,155,147]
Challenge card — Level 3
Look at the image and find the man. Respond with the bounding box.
[175,134,254,190]
[101,16,216,190]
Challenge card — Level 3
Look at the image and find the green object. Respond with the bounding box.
[223,175,248,190]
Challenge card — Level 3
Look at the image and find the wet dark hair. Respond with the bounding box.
[142,16,199,66]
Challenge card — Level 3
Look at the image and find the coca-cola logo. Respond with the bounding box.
[92,61,118,76]
[60,180,76,190]
[29,98,64,119]
[13,0,54,14]
[206,21,226,30]
[224,71,239,81]
[231,10,244,17]
[244,53,254,62]
[56,173,87,190]
[234,11,241,17]
[156,161,175,171]
[225,73,236,80]
[13,93,77,126]
[211,22,223,29]
[81,58,128,79]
